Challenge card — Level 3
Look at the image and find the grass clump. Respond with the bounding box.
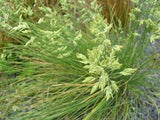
[0,0,160,120]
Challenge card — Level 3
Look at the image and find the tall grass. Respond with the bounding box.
[0,0,160,119]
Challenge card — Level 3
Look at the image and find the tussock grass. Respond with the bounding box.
[0,0,160,119]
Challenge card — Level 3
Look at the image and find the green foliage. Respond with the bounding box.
[0,0,160,120]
